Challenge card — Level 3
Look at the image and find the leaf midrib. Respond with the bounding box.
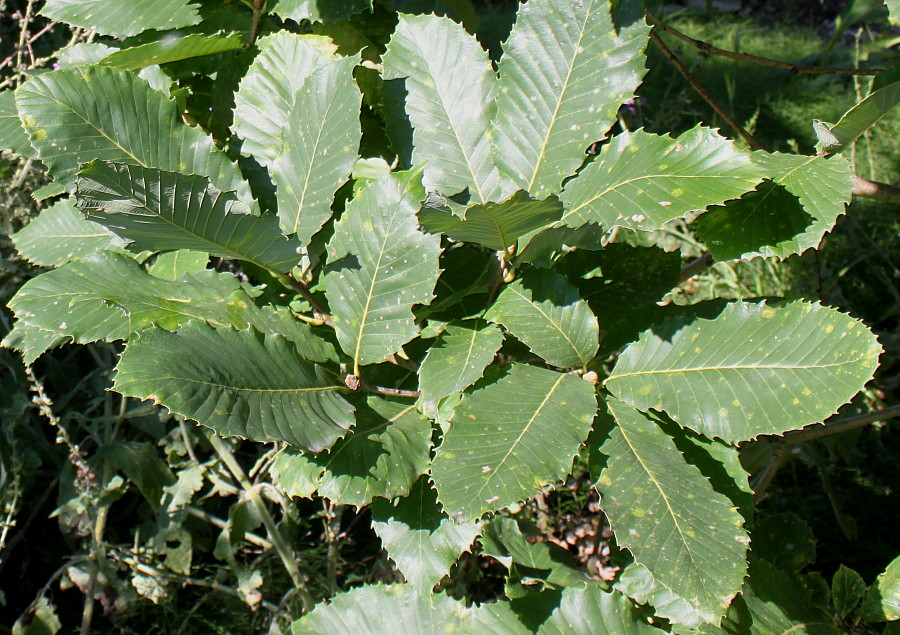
[526,2,594,193]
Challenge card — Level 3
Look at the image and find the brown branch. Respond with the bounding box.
[344,374,420,398]
[680,252,715,282]
[752,404,900,501]
[851,175,900,205]
[282,275,333,327]
[647,12,883,76]
[783,403,900,445]
[649,30,766,151]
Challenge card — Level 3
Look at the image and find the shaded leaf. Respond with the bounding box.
[292,584,529,634]
[0,90,33,157]
[615,561,706,629]
[418,190,563,250]
[269,56,362,243]
[861,555,900,622]
[383,14,504,202]
[832,565,866,618]
[96,442,175,505]
[11,199,120,267]
[370,477,480,595]
[99,33,244,71]
[16,67,252,204]
[75,161,301,272]
[272,397,432,506]
[723,559,838,634]
[560,126,763,231]
[432,364,597,521]
[324,169,440,369]
[605,301,882,443]
[39,0,200,37]
[1,322,68,366]
[485,268,599,369]
[272,0,372,23]
[752,513,816,574]
[492,0,649,196]
[418,319,504,403]
[696,152,852,260]
[538,584,658,635]
[596,398,748,624]
[114,323,354,451]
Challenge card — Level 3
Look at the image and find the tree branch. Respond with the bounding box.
[851,175,900,205]
[649,30,766,151]
[646,12,883,76]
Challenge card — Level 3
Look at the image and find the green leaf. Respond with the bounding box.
[832,565,867,618]
[480,517,587,589]
[74,161,301,273]
[269,55,362,243]
[485,268,599,369]
[752,513,816,574]
[323,169,440,369]
[615,561,706,629]
[861,555,900,622]
[114,323,354,451]
[11,199,120,267]
[418,190,563,251]
[537,585,659,635]
[1,322,68,366]
[432,364,597,521]
[723,559,838,634]
[272,397,432,506]
[292,584,529,635]
[146,250,209,281]
[0,90,34,157]
[16,67,251,204]
[560,126,763,231]
[232,32,339,165]
[39,0,201,37]
[12,596,61,635]
[272,0,372,23]
[383,14,504,202]
[596,398,748,624]
[99,33,244,71]
[606,301,882,443]
[418,319,504,403]
[95,442,176,505]
[492,0,649,196]
[370,477,480,595]
[6,251,336,363]
[696,152,853,260]
[826,80,900,152]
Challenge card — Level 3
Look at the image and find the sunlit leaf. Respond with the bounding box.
[99,33,244,71]
[418,319,504,403]
[324,168,440,369]
[492,0,649,196]
[39,0,200,37]
[432,364,597,521]
[11,198,120,267]
[538,584,659,635]
[596,398,748,624]
[560,126,763,231]
[606,301,882,442]
[383,13,505,202]
[370,477,480,595]
[485,268,599,369]
[292,584,529,634]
